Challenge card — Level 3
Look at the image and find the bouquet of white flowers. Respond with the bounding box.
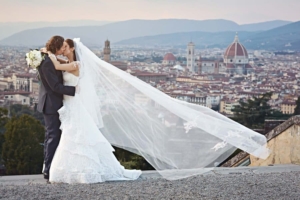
[25,49,45,69]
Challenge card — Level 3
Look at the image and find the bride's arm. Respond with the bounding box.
[48,55,79,72]
[56,57,69,64]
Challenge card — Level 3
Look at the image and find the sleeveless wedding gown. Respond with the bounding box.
[49,71,142,184]
[46,39,270,181]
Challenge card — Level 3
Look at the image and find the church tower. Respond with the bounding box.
[187,42,196,73]
[103,39,111,62]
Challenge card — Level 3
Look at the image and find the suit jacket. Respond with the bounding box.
[37,55,75,114]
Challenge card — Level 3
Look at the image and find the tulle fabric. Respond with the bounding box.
[69,38,270,180]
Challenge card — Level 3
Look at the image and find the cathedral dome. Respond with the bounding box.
[163,53,176,61]
[224,34,248,59]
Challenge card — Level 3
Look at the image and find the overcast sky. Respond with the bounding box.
[0,0,299,24]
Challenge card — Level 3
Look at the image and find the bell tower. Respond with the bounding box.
[187,42,196,73]
[103,39,111,62]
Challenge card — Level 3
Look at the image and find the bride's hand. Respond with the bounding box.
[40,47,47,53]
[71,61,81,69]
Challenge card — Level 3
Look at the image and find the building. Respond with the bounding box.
[281,100,296,114]
[162,53,176,66]
[0,73,33,92]
[103,39,111,62]
[195,34,253,75]
[206,95,221,108]
[198,58,220,74]
[0,91,31,106]
[223,34,253,75]
[109,61,128,71]
[131,71,167,83]
[186,42,196,73]
[102,40,127,71]
[170,92,207,107]
[219,98,239,115]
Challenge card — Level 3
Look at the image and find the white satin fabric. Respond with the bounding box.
[49,72,141,184]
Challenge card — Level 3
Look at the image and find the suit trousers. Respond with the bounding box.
[43,113,61,175]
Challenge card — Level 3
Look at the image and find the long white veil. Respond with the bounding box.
[74,38,270,180]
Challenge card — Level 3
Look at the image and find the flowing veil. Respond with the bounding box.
[74,38,270,180]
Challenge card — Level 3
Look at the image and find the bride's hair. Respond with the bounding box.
[46,35,64,54]
[65,39,77,61]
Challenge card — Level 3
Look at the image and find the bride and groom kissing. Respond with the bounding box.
[36,35,270,184]
[38,35,141,183]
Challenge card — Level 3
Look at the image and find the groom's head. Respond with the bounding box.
[46,35,65,55]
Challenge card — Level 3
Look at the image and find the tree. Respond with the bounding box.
[9,104,32,116]
[151,56,163,63]
[2,114,44,175]
[267,109,292,120]
[113,147,154,170]
[0,107,8,163]
[9,104,44,125]
[294,96,300,115]
[232,92,273,128]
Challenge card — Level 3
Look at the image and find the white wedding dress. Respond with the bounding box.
[46,39,270,181]
[49,71,142,184]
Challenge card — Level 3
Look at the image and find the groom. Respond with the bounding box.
[37,35,77,180]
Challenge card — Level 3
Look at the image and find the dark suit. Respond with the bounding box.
[37,55,75,175]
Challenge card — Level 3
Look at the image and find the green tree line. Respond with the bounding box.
[0,104,153,175]
[231,92,295,129]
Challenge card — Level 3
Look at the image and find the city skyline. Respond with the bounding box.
[0,0,299,24]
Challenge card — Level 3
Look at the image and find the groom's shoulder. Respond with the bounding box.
[40,56,52,68]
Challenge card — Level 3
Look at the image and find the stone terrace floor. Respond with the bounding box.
[1,164,300,199]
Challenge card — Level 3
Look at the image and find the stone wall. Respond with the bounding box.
[221,115,300,167]
[250,123,300,166]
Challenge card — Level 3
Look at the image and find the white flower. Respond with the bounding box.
[25,49,45,69]
[29,52,34,59]
[32,60,40,68]
[26,58,30,65]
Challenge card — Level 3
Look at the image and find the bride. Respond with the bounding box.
[47,39,141,183]
[48,38,269,183]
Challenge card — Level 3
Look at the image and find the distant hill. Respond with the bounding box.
[0,20,113,40]
[117,21,300,50]
[243,21,300,50]
[116,31,257,48]
[0,19,292,47]
[239,20,292,31]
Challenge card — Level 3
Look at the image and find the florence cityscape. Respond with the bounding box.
[0,0,300,199]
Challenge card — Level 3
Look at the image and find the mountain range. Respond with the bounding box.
[0,19,297,50]
[0,20,112,40]
[117,21,300,50]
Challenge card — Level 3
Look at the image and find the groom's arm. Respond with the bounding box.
[41,59,76,96]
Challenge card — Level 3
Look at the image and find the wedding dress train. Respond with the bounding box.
[51,38,269,181]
